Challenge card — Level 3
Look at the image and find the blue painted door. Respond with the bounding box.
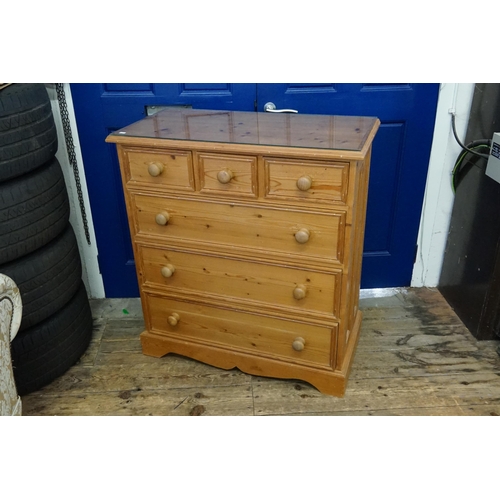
[71,83,438,297]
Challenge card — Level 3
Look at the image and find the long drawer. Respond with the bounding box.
[139,245,341,317]
[131,193,345,265]
[145,294,335,367]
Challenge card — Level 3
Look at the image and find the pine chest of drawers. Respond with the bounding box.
[107,108,379,396]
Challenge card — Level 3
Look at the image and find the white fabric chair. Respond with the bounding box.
[0,273,23,416]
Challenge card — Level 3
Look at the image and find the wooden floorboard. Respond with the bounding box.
[20,288,500,416]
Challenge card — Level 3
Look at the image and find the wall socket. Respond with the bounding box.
[486,132,500,184]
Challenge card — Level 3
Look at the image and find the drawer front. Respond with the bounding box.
[264,157,349,205]
[125,149,194,191]
[196,153,257,198]
[140,246,341,317]
[132,194,345,265]
[146,294,334,367]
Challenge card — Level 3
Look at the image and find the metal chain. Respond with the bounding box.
[55,84,91,245]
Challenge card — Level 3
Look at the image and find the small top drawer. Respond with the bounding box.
[196,153,258,198]
[124,148,194,191]
[264,157,349,205]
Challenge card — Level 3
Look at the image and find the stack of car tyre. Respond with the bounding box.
[0,83,93,396]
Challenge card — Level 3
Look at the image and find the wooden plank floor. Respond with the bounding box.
[21,288,500,416]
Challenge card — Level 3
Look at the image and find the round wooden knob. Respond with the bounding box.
[161,264,175,278]
[296,175,312,191]
[217,169,234,184]
[295,228,310,244]
[293,285,307,300]
[155,212,170,226]
[148,163,164,177]
[168,313,180,326]
[292,337,306,351]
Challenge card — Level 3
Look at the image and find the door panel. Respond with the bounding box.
[364,122,403,252]
[71,83,438,296]
[103,83,154,92]
[257,83,416,114]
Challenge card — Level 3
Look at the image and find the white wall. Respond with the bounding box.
[46,83,475,297]
[411,83,475,287]
[45,84,105,298]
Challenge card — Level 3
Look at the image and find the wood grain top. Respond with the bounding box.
[106,108,380,153]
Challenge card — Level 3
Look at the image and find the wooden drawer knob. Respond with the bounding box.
[295,228,310,244]
[155,211,170,226]
[296,175,312,191]
[292,337,306,351]
[167,312,180,326]
[293,285,307,300]
[217,169,234,184]
[161,264,175,278]
[148,163,164,177]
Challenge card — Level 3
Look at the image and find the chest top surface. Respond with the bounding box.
[106,108,380,156]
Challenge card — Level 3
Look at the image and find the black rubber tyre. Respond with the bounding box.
[0,104,55,148]
[0,157,70,265]
[0,84,58,182]
[0,224,82,332]
[0,84,52,127]
[0,98,53,134]
[11,282,93,396]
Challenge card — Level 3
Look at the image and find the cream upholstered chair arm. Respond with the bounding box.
[0,273,23,416]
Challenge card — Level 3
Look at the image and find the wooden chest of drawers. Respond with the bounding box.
[107,109,379,396]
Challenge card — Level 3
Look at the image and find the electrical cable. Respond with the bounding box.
[452,140,491,192]
[451,113,490,160]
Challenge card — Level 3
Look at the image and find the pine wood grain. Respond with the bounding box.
[264,157,349,205]
[131,193,345,267]
[125,148,194,191]
[139,245,340,317]
[145,294,335,367]
[196,152,258,198]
